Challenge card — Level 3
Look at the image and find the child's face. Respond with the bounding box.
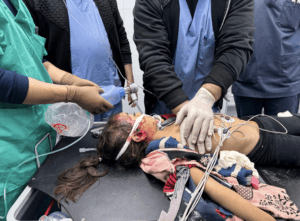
[115,113,158,142]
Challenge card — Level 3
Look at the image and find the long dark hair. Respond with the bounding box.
[54,114,149,202]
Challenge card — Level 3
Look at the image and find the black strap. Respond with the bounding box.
[161,149,204,161]
[161,117,176,130]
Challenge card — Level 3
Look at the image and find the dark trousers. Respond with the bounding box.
[247,114,300,166]
[234,95,300,118]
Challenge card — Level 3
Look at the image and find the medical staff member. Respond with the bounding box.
[232,0,300,117]
[0,0,113,219]
[133,0,254,153]
[23,0,134,122]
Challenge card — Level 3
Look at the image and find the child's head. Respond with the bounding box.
[54,113,157,202]
[97,113,151,167]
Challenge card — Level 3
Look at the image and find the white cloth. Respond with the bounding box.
[277,111,293,117]
[216,151,259,178]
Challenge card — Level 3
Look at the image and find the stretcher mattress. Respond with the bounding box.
[256,165,300,208]
[28,133,300,220]
[28,133,169,221]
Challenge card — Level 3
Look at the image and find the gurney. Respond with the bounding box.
[7,132,169,221]
[8,132,300,220]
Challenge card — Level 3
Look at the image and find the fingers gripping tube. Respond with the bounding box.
[124,84,143,114]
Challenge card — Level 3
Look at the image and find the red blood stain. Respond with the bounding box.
[52,123,68,134]
[115,114,157,143]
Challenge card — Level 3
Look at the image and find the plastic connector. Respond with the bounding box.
[79,148,97,153]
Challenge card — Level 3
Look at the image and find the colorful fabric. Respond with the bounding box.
[146,137,254,186]
[145,136,188,155]
[251,176,259,190]
[163,164,196,195]
[215,150,259,178]
[141,143,300,220]
[182,177,228,221]
[215,164,253,186]
[224,177,300,219]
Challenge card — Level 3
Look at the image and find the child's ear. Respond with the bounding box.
[132,131,147,142]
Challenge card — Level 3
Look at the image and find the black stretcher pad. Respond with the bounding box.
[28,134,169,221]
[29,134,300,220]
[256,166,300,208]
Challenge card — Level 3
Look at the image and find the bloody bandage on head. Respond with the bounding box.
[115,114,146,160]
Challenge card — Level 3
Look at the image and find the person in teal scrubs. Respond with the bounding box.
[0,0,114,219]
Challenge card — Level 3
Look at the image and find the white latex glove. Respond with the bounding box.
[180,117,196,151]
[175,88,215,154]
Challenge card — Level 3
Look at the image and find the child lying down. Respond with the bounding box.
[54,113,300,220]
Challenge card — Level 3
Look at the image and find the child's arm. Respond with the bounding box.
[190,167,275,221]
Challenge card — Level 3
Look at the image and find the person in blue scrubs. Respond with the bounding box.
[24,0,135,122]
[232,0,300,117]
[133,0,255,153]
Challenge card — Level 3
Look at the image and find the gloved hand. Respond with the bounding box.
[175,88,215,154]
[180,117,196,151]
[61,73,99,87]
[65,85,114,114]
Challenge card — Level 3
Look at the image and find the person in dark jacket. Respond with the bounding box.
[23,0,135,121]
[133,0,255,154]
[232,0,300,117]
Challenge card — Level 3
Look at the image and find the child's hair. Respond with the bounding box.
[54,114,149,202]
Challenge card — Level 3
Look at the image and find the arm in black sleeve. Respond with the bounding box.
[203,0,255,106]
[22,0,40,26]
[0,68,29,104]
[113,1,132,65]
[23,0,47,63]
[133,0,188,110]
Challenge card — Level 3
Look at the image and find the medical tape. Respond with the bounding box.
[151,114,162,130]
[115,114,146,160]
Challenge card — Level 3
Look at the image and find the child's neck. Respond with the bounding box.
[152,124,181,143]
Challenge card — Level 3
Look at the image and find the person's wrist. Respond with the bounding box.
[60,72,73,85]
[65,85,76,102]
[172,101,189,115]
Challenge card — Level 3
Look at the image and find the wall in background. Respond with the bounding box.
[117,0,145,114]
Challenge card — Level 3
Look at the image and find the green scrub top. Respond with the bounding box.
[0,0,56,219]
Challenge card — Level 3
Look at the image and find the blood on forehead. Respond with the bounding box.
[114,114,156,142]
